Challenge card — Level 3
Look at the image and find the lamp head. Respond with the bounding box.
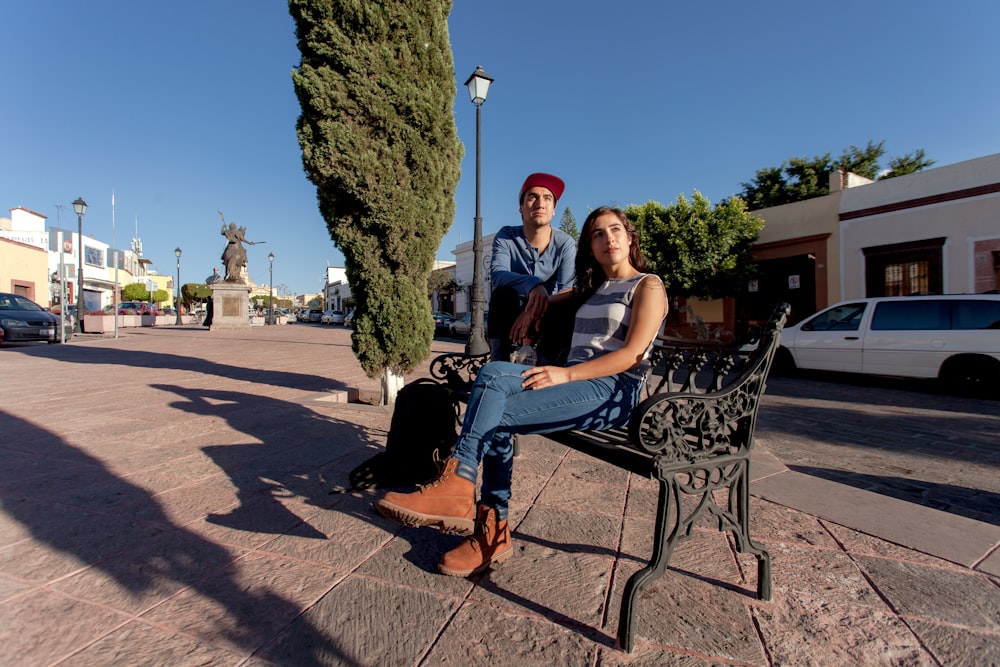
[464,66,493,105]
[72,197,88,216]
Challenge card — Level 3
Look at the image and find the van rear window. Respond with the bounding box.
[953,300,1000,330]
[870,299,1000,330]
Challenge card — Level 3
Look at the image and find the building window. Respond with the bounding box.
[864,238,944,297]
[883,260,930,296]
[993,251,1000,291]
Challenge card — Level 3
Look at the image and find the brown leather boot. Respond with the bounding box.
[375,458,476,535]
[438,504,512,577]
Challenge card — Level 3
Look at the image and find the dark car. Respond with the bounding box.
[0,292,62,345]
[432,311,454,333]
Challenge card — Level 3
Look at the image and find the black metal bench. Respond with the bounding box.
[427,303,790,652]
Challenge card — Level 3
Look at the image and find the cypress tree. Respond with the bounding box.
[289,0,462,398]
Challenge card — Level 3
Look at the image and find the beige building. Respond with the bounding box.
[1,207,53,303]
[743,153,1000,328]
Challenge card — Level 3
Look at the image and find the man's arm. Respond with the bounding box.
[553,233,578,292]
[490,227,543,297]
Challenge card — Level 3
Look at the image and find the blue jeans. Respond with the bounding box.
[451,361,644,519]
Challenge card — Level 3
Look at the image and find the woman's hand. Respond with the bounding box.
[520,365,571,390]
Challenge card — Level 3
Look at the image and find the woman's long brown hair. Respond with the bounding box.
[573,206,648,301]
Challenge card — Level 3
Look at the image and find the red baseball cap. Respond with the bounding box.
[520,172,565,202]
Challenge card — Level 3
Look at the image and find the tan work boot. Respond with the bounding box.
[438,504,512,577]
[375,458,475,535]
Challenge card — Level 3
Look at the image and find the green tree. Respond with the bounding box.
[739,141,932,209]
[182,283,212,303]
[880,148,935,179]
[122,283,147,302]
[558,206,579,241]
[626,192,764,299]
[290,0,463,401]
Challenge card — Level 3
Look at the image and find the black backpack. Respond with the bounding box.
[347,379,459,489]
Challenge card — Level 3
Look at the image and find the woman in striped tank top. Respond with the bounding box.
[377,206,667,577]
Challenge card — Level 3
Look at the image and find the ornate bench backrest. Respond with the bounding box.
[629,303,790,464]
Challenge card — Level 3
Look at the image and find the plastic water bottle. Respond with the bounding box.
[512,344,537,366]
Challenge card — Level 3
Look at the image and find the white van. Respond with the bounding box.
[774,294,1000,390]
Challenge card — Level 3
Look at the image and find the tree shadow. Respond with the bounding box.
[788,465,1000,525]
[151,383,383,537]
[0,410,353,665]
[10,340,351,394]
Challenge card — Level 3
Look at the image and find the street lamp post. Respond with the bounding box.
[464,65,493,355]
[174,247,183,325]
[72,197,87,334]
[268,252,275,325]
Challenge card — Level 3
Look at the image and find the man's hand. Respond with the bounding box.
[508,284,549,344]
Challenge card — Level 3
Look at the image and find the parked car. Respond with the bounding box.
[321,309,346,325]
[0,292,63,345]
[771,294,1000,391]
[118,301,152,315]
[304,308,323,323]
[432,311,454,333]
[449,311,488,337]
[344,310,354,328]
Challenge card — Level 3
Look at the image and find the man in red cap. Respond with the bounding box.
[487,172,577,363]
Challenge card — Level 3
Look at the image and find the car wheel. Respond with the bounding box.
[939,355,999,397]
[771,347,797,376]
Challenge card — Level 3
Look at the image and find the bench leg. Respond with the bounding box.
[617,478,678,653]
[729,459,772,601]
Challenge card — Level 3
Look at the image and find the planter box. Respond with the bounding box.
[83,315,116,333]
[83,315,146,332]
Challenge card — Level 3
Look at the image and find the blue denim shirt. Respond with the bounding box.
[489,225,577,300]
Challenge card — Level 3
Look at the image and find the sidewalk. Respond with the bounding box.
[1,324,997,666]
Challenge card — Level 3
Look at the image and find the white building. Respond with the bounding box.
[324,266,351,310]
[451,232,496,315]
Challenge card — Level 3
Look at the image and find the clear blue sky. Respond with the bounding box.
[3,1,998,296]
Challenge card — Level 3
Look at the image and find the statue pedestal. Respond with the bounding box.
[209,283,251,330]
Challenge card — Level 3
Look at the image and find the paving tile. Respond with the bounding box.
[905,617,1000,666]
[58,620,252,667]
[0,589,129,666]
[469,539,612,633]
[607,567,765,664]
[50,529,248,615]
[768,540,891,608]
[855,555,1000,631]
[259,575,459,666]
[139,550,343,654]
[258,493,397,571]
[427,600,600,666]
[533,475,628,518]
[752,592,933,666]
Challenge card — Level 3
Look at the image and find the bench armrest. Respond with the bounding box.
[428,351,490,394]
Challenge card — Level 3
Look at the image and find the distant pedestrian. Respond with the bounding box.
[203,267,220,326]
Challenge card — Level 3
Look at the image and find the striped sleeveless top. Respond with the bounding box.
[565,273,664,380]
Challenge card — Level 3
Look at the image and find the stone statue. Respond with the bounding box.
[218,211,258,283]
